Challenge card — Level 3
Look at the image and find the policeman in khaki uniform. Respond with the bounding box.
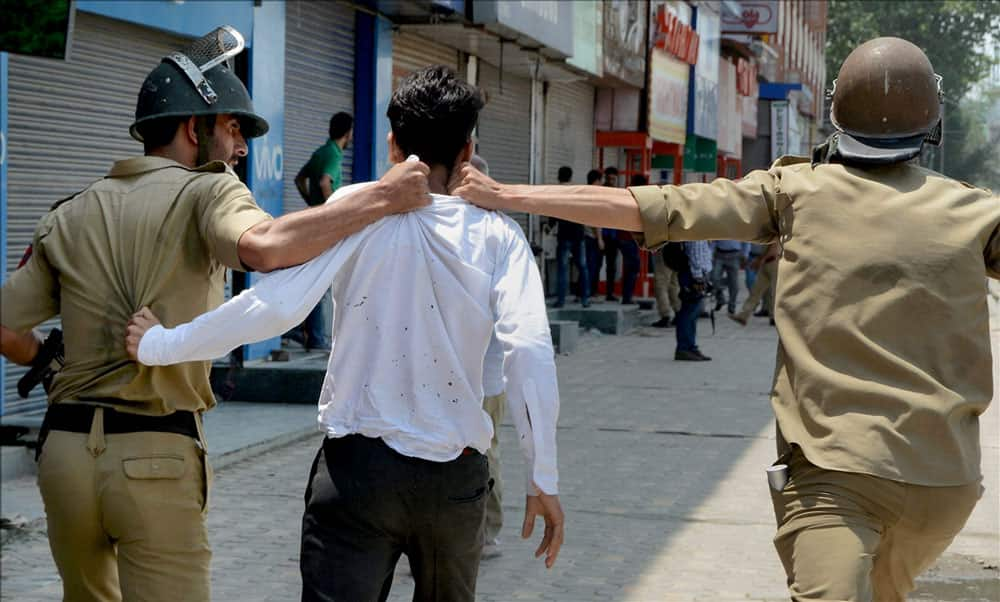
[451,37,996,601]
[0,30,430,601]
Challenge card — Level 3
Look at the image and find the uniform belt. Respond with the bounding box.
[42,403,198,438]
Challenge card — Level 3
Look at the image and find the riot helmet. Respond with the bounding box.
[130,26,269,143]
[828,37,942,164]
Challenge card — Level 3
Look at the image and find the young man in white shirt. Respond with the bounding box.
[125,66,563,602]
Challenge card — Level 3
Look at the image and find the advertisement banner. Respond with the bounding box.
[649,50,689,145]
[770,100,789,160]
[603,0,647,87]
[741,94,758,139]
[567,0,602,76]
[475,0,574,57]
[721,0,779,34]
[717,58,740,155]
[692,6,720,140]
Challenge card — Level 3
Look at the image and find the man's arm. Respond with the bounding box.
[450,163,781,249]
[0,326,40,365]
[129,228,366,365]
[318,174,334,201]
[238,160,430,272]
[491,219,564,568]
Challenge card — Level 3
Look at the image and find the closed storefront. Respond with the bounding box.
[392,32,461,89]
[283,0,355,215]
[544,81,595,184]
[475,61,531,233]
[4,11,190,414]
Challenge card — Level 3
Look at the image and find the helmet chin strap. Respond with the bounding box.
[194,115,217,166]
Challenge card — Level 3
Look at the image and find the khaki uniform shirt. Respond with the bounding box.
[1,156,271,416]
[630,156,999,486]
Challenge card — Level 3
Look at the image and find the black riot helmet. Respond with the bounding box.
[130,26,269,143]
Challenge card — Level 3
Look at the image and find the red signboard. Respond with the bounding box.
[736,57,758,97]
[652,5,699,65]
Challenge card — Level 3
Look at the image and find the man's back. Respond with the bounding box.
[1,156,267,414]
[319,184,550,462]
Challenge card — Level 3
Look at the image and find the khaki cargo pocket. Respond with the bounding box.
[122,455,186,480]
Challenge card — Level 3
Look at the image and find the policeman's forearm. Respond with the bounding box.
[0,325,40,366]
[502,185,643,232]
[238,184,391,272]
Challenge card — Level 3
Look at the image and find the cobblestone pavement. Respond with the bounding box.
[2,314,998,601]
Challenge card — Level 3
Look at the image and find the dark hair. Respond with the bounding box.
[138,116,189,153]
[557,166,573,183]
[387,65,484,167]
[630,174,648,186]
[586,169,602,184]
[604,166,619,176]
[329,112,354,140]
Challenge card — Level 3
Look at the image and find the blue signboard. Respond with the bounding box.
[76,1,254,43]
[243,1,285,361]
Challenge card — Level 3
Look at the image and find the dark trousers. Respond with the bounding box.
[619,240,640,302]
[603,237,620,297]
[675,272,704,353]
[301,435,489,602]
[556,237,589,305]
[584,237,602,297]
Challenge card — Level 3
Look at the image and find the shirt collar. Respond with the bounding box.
[107,156,229,178]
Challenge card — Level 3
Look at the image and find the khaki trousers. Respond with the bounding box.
[37,408,212,602]
[483,392,506,542]
[736,259,777,320]
[770,447,982,602]
[653,260,681,319]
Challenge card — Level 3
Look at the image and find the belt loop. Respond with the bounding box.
[194,410,209,455]
[86,407,106,457]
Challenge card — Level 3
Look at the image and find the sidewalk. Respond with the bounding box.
[1,315,997,601]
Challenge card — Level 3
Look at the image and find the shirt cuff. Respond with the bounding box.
[218,212,272,272]
[627,185,671,251]
[137,324,168,366]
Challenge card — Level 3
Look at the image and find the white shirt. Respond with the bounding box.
[138,183,559,494]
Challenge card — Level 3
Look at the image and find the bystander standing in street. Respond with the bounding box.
[711,240,749,315]
[730,243,779,327]
[552,166,590,308]
[601,167,621,301]
[584,169,605,299]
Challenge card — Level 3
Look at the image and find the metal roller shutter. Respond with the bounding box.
[284,0,355,215]
[4,12,190,414]
[545,81,595,184]
[476,62,531,233]
[392,32,460,88]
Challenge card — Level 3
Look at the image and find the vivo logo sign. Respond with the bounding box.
[253,140,283,183]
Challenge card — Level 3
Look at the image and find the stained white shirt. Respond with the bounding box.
[138,182,559,494]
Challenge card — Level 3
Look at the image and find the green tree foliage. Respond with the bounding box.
[0,0,71,59]
[825,0,1000,188]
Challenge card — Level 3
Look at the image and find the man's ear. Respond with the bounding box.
[184,116,200,146]
[387,131,405,164]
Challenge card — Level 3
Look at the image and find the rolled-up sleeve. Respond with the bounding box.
[629,169,782,250]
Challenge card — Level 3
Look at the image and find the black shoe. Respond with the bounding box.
[754,309,770,317]
[675,349,711,361]
[694,350,712,361]
[770,318,776,326]
[581,299,592,308]
[651,317,673,328]
[714,300,725,311]
[605,295,619,302]
[550,302,565,309]
[621,299,637,305]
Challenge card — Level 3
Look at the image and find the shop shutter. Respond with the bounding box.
[544,81,596,184]
[475,62,531,234]
[3,12,190,415]
[392,32,461,89]
[283,0,355,215]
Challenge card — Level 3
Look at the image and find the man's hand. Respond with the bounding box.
[522,492,565,569]
[375,159,432,214]
[125,307,161,362]
[448,162,509,211]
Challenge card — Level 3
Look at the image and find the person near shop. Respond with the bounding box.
[618,175,645,305]
[651,244,681,328]
[584,169,605,298]
[0,37,431,602]
[729,243,779,327]
[552,166,590,308]
[449,37,995,601]
[664,241,713,361]
[285,111,355,352]
[125,65,564,601]
[711,240,749,314]
[600,167,622,301]
[743,243,772,317]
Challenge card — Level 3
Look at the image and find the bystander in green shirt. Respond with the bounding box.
[303,140,343,206]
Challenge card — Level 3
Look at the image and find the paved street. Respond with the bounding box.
[2,312,998,601]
